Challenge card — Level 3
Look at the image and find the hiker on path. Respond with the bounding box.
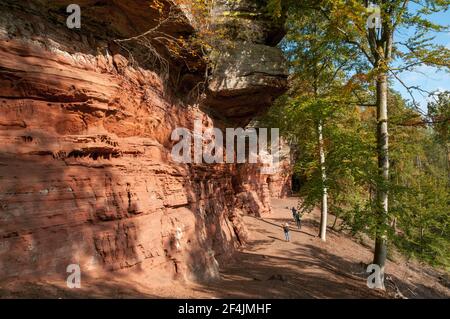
[290,207,297,221]
[294,211,302,229]
[283,222,290,242]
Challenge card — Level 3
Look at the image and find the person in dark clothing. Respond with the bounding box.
[291,207,297,220]
[295,211,302,229]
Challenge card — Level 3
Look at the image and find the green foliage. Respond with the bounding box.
[390,123,449,267]
[428,91,450,146]
[261,0,450,269]
[265,89,450,268]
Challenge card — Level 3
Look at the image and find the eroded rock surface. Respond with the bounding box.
[0,0,288,284]
[207,0,288,125]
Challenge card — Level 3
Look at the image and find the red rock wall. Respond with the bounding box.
[0,39,254,281]
[0,19,244,284]
[0,1,287,284]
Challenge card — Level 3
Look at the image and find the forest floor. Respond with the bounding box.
[1,197,449,298]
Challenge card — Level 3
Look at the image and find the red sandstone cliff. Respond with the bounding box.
[0,0,288,284]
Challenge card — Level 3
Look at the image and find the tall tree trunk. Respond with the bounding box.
[318,119,328,241]
[373,72,389,275]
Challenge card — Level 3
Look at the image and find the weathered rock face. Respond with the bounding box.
[207,45,287,123]
[206,0,288,125]
[0,0,288,284]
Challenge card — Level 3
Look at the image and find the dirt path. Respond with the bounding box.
[182,198,449,298]
[1,197,448,298]
[188,198,384,298]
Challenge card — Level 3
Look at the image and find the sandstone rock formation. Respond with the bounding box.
[206,0,288,125]
[0,0,288,284]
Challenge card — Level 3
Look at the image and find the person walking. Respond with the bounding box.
[283,222,290,242]
[291,207,297,221]
[295,211,302,230]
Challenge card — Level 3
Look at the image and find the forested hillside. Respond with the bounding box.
[261,0,449,270]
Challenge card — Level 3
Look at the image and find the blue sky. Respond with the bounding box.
[392,5,450,112]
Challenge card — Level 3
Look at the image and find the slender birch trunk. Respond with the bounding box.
[318,119,328,242]
[373,72,389,275]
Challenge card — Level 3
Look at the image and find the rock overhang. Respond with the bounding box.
[205,0,288,125]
